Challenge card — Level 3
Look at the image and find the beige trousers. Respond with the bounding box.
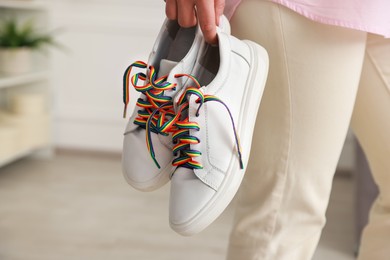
[228,1,390,259]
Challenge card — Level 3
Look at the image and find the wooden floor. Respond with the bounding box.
[0,152,356,260]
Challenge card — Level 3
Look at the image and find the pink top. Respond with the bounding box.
[224,0,390,38]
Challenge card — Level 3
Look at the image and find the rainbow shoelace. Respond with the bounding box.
[123,61,244,170]
[123,61,176,134]
[145,75,244,171]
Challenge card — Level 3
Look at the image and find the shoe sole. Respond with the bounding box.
[170,41,269,236]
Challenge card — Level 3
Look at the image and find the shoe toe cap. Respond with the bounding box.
[169,168,216,235]
[122,128,172,191]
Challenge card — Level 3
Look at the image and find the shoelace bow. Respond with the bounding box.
[123,61,177,134]
[146,74,244,170]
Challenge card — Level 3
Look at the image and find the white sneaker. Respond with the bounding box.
[168,30,269,235]
[122,20,201,191]
[122,18,231,192]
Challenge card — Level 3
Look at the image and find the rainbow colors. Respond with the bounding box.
[123,62,243,171]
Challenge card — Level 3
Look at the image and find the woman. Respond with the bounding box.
[165,0,390,259]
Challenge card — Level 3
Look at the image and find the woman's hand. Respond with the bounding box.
[165,0,225,44]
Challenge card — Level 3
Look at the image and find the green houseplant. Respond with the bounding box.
[0,18,56,75]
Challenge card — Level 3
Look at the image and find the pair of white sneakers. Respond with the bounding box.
[122,17,268,236]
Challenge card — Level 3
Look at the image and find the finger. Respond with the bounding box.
[196,0,217,44]
[214,0,225,26]
[166,0,178,20]
[177,0,197,27]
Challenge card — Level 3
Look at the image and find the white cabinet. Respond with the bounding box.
[0,1,52,167]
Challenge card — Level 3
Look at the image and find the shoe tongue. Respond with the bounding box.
[157,59,178,78]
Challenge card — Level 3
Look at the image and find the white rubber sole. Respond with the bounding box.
[170,41,269,236]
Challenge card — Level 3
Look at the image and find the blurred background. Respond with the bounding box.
[0,0,378,259]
